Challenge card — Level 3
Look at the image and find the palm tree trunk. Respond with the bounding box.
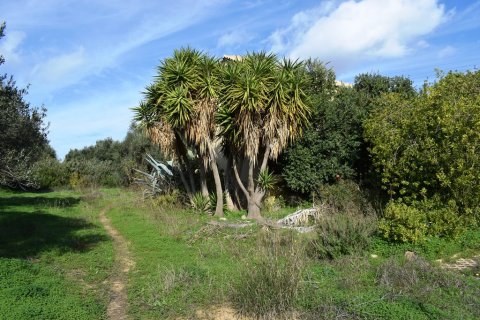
[246,160,262,219]
[224,156,238,211]
[232,158,263,220]
[177,164,192,196]
[185,157,196,195]
[208,142,224,216]
[199,158,209,197]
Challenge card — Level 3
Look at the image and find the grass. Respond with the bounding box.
[1,187,479,319]
[101,189,480,319]
[0,188,114,320]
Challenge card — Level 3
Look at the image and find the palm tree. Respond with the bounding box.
[134,48,224,216]
[219,52,310,219]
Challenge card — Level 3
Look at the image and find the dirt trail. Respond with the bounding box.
[99,207,135,320]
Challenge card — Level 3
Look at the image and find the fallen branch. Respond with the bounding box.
[207,221,253,229]
[277,208,320,226]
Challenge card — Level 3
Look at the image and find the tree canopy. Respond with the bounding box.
[0,23,51,189]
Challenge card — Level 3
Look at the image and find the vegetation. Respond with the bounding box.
[365,70,480,242]
[2,24,480,318]
[0,189,113,319]
[0,23,52,190]
[135,49,311,219]
[1,183,479,319]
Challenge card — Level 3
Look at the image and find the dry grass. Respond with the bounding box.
[230,230,306,319]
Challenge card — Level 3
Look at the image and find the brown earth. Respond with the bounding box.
[99,207,135,320]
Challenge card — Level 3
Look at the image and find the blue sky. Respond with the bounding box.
[1,0,479,158]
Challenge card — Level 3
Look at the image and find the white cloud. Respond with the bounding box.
[47,82,140,158]
[438,45,456,58]
[218,30,252,48]
[31,47,86,88]
[0,30,25,64]
[0,0,226,96]
[270,0,447,70]
[416,40,430,49]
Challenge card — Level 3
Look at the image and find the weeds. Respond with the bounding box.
[230,231,305,319]
[310,211,376,259]
[377,255,480,317]
[190,193,211,214]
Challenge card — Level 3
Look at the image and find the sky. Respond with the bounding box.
[1,0,479,158]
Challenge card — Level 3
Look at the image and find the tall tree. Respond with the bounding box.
[219,53,310,219]
[135,48,224,216]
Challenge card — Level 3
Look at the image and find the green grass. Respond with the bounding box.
[101,189,255,318]
[1,187,479,319]
[0,188,114,320]
[101,189,480,319]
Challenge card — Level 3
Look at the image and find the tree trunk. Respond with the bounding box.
[247,193,263,220]
[224,156,238,211]
[232,158,264,220]
[199,158,209,197]
[185,157,197,195]
[208,142,224,217]
[246,160,262,219]
[177,162,192,196]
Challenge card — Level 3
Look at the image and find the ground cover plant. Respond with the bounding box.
[96,188,480,319]
[0,189,114,319]
[1,184,480,319]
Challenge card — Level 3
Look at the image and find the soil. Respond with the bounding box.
[99,207,135,320]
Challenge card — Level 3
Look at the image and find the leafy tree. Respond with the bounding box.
[63,124,164,188]
[281,70,417,196]
[365,70,480,239]
[0,22,50,189]
[282,61,357,194]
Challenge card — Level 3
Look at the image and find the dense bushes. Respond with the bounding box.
[281,70,416,194]
[32,124,165,190]
[281,62,362,193]
[366,70,480,241]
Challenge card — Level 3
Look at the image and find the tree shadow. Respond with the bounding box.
[0,196,106,258]
[0,196,81,209]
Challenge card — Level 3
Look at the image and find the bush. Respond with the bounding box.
[379,201,428,243]
[230,231,305,318]
[150,190,182,209]
[311,212,376,259]
[365,70,480,236]
[380,198,468,243]
[190,193,210,214]
[309,181,377,259]
[31,156,68,189]
[316,180,374,216]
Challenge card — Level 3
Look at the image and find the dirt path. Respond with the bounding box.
[99,207,135,320]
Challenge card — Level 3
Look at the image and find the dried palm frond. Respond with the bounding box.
[146,121,176,158]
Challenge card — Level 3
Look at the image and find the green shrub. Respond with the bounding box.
[230,231,305,318]
[308,181,377,259]
[31,157,68,189]
[365,70,480,236]
[380,198,468,243]
[190,193,210,214]
[150,189,182,209]
[316,180,374,216]
[379,201,428,243]
[311,212,376,259]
